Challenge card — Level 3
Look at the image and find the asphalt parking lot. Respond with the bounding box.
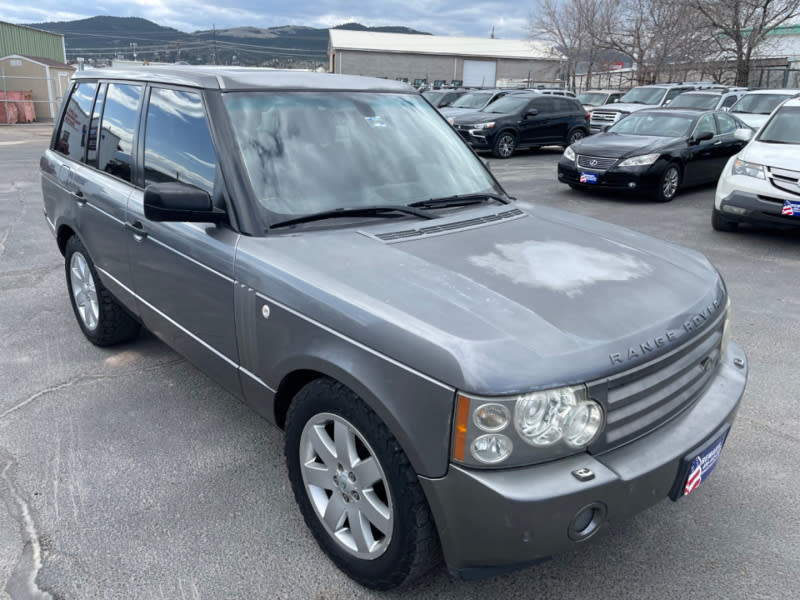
[1,123,799,600]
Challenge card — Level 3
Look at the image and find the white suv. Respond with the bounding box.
[713,97,800,231]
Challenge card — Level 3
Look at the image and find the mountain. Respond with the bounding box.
[26,16,430,68]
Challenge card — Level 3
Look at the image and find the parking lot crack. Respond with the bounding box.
[0,452,53,600]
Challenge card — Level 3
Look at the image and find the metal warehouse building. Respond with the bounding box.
[328,30,564,88]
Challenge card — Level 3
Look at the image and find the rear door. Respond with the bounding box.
[125,85,242,396]
[520,97,560,145]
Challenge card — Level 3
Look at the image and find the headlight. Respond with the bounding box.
[452,386,604,468]
[732,157,765,179]
[618,153,660,167]
[470,121,495,130]
[563,146,576,161]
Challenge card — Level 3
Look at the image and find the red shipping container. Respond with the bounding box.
[0,91,35,122]
[0,100,19,124]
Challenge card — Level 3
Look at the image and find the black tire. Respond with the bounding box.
[566,128,586,146]
[712,208,739,232]
[492,131,516,158]
[284,378,440,590]
[64,235,140,346]
[655,164,681,202]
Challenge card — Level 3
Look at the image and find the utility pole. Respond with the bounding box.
[212,25,218,65]
[130,42,137,61]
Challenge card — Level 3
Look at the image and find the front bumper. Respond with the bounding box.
[558,159,661,194]
[455,127,494,151]
[715,167,800,227]
[419,341,747,579]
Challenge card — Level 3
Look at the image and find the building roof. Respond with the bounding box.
[0,54,74,69]
[328,29,562,61]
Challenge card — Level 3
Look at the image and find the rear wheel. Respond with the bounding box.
[655,164,681,202]
[64,236,140,346]
[712,208,739,232]
[567,128,586,146]
[492,131,516,158]
[284,378,440,590]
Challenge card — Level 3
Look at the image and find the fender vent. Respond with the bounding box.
[373,208,525,242]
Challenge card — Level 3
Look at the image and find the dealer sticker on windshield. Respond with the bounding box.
[781,199,800,217]
[580,172,598,184]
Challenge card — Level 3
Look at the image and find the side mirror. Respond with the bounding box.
[733,127,754,142]
[144,182,225,223]
[525,108,539,117]
[692,130,714,144]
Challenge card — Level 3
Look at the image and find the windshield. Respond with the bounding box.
[619,87,667,105]
[730,93,794,115]
[609,112,695,137]
[668,93,718,109]
[482,96,531,114]
[578,92,609,105]
[757,106,800,143]
[223,91,501,218]
[450,92,494,108]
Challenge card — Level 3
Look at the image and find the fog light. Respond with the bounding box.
[722,205,747,215]
[627,182,637,189]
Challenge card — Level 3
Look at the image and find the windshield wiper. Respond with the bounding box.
[408,193,511,209]
[268,205,435,229]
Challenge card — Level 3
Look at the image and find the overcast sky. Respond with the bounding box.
[2,1,533,39]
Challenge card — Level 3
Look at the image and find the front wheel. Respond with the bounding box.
[492,131,516,158]
[566,128,586,146]
[64,236,140,346]
[655,164,681,202]
[284,378,440,590]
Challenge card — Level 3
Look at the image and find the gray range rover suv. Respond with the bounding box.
[41,67,747,589]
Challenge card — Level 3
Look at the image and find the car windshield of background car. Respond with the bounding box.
[482,96,531,114]
[756,106,800,143]
[449,92,493,108]
[578,92,609,105]
[222,91,501,217]
[610,113,694,137]
[619,87,665,104]
[669,94,718,109]
[730,94,791,115]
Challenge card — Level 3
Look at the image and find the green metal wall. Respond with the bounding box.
[0,22,65,63]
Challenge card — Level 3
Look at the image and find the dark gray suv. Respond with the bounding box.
[41,66,747,589]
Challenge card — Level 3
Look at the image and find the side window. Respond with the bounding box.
[54,81,97,162]
[96,83,143,183]
[143,88,217,194]
[693,113,717,137]
[716,113,739,134]
[721,95,738,109]
[531,98,554,113]
[86,83,107,168]
[665,88,687,103]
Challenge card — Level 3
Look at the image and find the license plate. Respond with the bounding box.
[782,199,800,217]
[669,425,730,500]
[580,172,598,184]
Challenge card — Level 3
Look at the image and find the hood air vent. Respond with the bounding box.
[372,208,525,242]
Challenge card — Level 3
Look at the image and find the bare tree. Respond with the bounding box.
[685,0,800,86]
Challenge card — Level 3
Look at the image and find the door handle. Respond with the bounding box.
[72,189,86,204]
[124,221,148,239]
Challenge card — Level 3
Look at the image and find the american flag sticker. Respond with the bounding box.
[683,433,727,496]
[782,200,800,217]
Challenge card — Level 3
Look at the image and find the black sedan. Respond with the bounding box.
[557,109,752,201]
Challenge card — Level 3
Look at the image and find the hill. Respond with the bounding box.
[26,16,430,68]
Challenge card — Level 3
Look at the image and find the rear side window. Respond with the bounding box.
[716,112,740,134]
[55,81,97,162]
[143,87,217,194]
[96,83,143,183]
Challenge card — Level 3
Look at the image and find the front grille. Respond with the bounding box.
[577,155,617,171]
[768,166,800,196]
[591,110,621,124]
[587,309,725,454]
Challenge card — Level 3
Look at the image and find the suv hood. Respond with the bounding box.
[594,102,656,114]
[451,111,508,125]
[740,140,800,170]
[238,204,725,395]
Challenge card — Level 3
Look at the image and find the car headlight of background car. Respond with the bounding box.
[469,121,495,131]
[618,153,661,167]
[731,157,766,179]
[452,385,604,468]
[563,146,576,162]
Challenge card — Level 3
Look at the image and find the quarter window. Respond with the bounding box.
[96,83,143,183]
[55,81,97,162]
[143,88,217,193]
[693,114,717,137]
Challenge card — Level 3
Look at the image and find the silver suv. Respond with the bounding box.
[41,66,747,589]
[589,83,696,133]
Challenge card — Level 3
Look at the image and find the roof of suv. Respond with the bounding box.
[74,66,414,92]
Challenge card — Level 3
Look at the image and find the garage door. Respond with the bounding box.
[463,60,497,88]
